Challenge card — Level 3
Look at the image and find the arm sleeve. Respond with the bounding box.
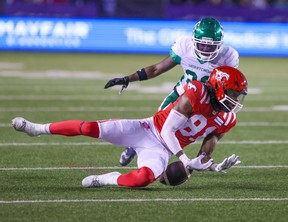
[160,109,188,155]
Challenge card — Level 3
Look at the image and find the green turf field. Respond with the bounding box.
[0,52,287,222]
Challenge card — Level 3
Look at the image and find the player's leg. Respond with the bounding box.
[12,117,149,146]
[82,148,168,188]
[82,167,154,188]
[118,147,169,187]
[118,90,179,166]
[82,119,168,188]
[12,117,100,138]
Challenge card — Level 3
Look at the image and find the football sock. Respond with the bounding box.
[49,120,99,138]
[98,172,121,186]
[117,167,155,187]
[32,123,50,135]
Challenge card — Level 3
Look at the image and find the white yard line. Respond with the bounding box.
[0,95,164,101]
[0,198,287,204]
[0,140,287,147]
[0,107,154,112]
[0,166,137,171]
[219,141,288,144]
[0,94,286,101]
[1,122,288,127]
[0,106,288,112]
[236,122,288,126]
[0,165,287,171]
[0,142,110,147]
[0,94,287,101]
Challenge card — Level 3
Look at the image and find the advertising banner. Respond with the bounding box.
[0,17,287,56]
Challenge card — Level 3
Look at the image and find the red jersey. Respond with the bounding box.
[153,81,236,148]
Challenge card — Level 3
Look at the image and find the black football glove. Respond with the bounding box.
[104,77,129,89]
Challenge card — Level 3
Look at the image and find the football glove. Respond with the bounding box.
[214,154,241,173]
[186,152,214,171]
[104,76,129,91]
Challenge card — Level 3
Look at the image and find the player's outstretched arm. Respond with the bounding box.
[104,56,177,91]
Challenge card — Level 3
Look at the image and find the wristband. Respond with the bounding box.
[123,76,130,85]
[137,68,148,81]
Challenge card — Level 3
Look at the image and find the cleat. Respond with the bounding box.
[82,175,101,188]
[82,172,121,188]
[12,117,41,137]
[119,147,136,166]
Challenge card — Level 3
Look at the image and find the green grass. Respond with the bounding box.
[0,52,287,222]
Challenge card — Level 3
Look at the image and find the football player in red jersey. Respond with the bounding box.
[12,66,247,188]
[105,17,239,166]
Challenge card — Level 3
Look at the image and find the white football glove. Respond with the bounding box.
[214,154,241,173]
[186,152,214,171]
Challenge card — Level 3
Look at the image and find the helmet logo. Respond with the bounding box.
[201,37,213,44]
[188,82,197,92]
[215,69,229,81]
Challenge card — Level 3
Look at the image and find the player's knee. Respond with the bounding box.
[80,121,99,138]
[118,167,155,187]
[137,167,155,187]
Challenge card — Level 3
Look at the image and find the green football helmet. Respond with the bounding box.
[192,17,224,61]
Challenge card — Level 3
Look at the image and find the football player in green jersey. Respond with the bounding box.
[104,17,239,166]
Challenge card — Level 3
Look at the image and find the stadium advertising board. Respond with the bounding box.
[0,17,287,56]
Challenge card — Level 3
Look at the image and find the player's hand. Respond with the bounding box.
[186,152,213,171]
[104,77,129,89]
[214,154,241,173]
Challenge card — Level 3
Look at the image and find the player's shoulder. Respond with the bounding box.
[186,80,203,89]
[171,35,194,63]
[184,80,205,97]
[221,45,239,57]
[173,35,193,50]
[215,45,239,68]
[184,81,210,111]
[175,35,193,43]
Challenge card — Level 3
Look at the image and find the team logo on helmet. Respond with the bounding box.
[215,69,229,81]
[208,66,248,113]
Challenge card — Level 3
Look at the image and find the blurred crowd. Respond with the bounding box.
[170,0,288,8]
[1,0,288,19]
[6,0,96,3]
[5,0,288,8]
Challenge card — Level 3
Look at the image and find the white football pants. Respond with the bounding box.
[98,117,171,178]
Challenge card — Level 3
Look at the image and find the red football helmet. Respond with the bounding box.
[207,66,248,113]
